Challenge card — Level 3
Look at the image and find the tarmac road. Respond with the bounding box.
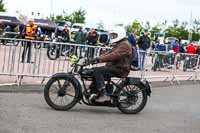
[0,84,200,133]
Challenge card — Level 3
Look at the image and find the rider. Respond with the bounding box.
[89,26,132,102]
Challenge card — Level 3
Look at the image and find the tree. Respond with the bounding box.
[70,8,86,23]
[96,20,104,30]
[164,19,189,40]
[126,20,143,36]
[172,19,179,27]
[150,25,161,38]
[192,19,200,33]
[53,8,86,24]
[0,0,6,12]
[144,21,151,30]
[55,15,64,21]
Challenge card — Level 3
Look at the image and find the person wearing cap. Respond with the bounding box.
[21,18,37,63]
[61,25,70,42]
[86,28,99,58]
[74,27,86,57]
[137,29,151,71]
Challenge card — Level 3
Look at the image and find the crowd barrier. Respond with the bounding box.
[143,50,200,84]
[0,37,199,86]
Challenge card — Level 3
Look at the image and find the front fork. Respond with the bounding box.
[57,79,71,97]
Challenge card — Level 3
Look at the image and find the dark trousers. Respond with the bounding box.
[92,66,118,90]
[21,41,32,63]
[86,47,95,59]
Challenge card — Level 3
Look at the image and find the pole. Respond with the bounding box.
[188,10,193,42]
[50,0,53,18]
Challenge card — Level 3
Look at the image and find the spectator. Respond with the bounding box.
[21,18,37,63]
[74,27,85,44]
[86,28,98,58]
[187,43,197,54]
[150,40,156,51]
[178,37,185,53]
[61,26,70,42]
[128,30,137,47]
[156,40,166,51]
[0,22,4,34]
[128,30,138,70]
[87,28,98,45]
[19,25,25,39]
[137,29,151,70]
[171,39,179,53]
[74,27,86,57]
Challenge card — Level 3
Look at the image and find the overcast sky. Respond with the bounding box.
[4,0,200,26]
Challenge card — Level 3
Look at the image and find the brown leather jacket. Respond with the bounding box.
[99,38,132,77]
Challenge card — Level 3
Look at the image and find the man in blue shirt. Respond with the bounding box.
[156,40,166,51]
[128,30,137,47]
[128,30,138,70]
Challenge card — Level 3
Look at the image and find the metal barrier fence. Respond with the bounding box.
[143,50,200,84]
[0,38,112,85]
[0,38,199,85]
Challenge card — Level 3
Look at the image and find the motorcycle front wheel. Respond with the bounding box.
[116,84,148,114]
[47,46,59,60]
[44,74,81,111]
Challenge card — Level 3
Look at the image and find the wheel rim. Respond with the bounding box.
[119,85,144,110]
[48,78,76,107]
[49,49,57,58]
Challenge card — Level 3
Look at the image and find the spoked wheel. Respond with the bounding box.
[44,75,81,110]
[47,47,59,60]
[117,84,148,114]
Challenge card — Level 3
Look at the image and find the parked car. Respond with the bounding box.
[165,37,176,44]
[56,21,71,31]
[95,29,110,45]
[70,23,85,40]
[154,33,165,42]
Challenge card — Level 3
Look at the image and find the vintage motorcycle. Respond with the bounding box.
[47,36,74,60]
[44,57,151,114]
[151,51,178,71]
[183,54,199,72]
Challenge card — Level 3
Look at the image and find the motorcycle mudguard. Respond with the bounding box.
[51,73,83,99]
[125,77,151,96]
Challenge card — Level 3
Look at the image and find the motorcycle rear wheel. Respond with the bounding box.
[116,84,148,114]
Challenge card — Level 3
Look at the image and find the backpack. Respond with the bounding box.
[130,47,138,68]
